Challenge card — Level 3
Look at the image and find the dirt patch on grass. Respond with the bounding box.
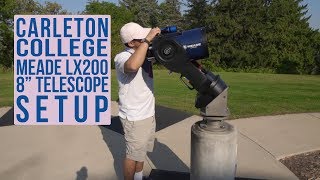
[280,150,320,180]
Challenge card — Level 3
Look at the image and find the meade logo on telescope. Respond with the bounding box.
[183,43,202,50]
[14,15,111,125]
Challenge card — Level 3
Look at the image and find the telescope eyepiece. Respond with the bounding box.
[161,26,177,34]
[163,47,173,55]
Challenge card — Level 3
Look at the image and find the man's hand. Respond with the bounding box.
[124,27,161,73]
[145,27,161,42]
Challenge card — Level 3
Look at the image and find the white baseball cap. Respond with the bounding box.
[120,22,151,44]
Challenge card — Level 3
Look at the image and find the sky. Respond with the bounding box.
[36,0,320,30]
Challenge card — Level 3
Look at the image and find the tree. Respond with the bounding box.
[205,0,265,70]
[13,0,42,15]
[119,0,160,27]
[0,0,67,68]
[84,0,133,68]
[311,30,320,74]
[0,22,14,68]
[39,1,68,15]
[205,0,317,74]
[265,0,315,74]
[184,0,211,29]
[0,0,43,68]
[158,0,183,28]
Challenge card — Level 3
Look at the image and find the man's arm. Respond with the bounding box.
[124,28,161,73]
[124,42,149,73]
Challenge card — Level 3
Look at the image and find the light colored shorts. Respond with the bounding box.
[120,115,156,162]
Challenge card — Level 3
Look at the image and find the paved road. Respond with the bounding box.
[0,103,319,180]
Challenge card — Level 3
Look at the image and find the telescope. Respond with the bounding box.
[148,26,237,180]
[148,26,229,116]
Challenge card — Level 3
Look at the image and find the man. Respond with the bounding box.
[114,22,161,180]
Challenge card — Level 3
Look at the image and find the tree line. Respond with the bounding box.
[1,0,319,74]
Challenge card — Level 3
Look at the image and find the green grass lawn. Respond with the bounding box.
[0,71,14,107]
[1,70,320,119]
